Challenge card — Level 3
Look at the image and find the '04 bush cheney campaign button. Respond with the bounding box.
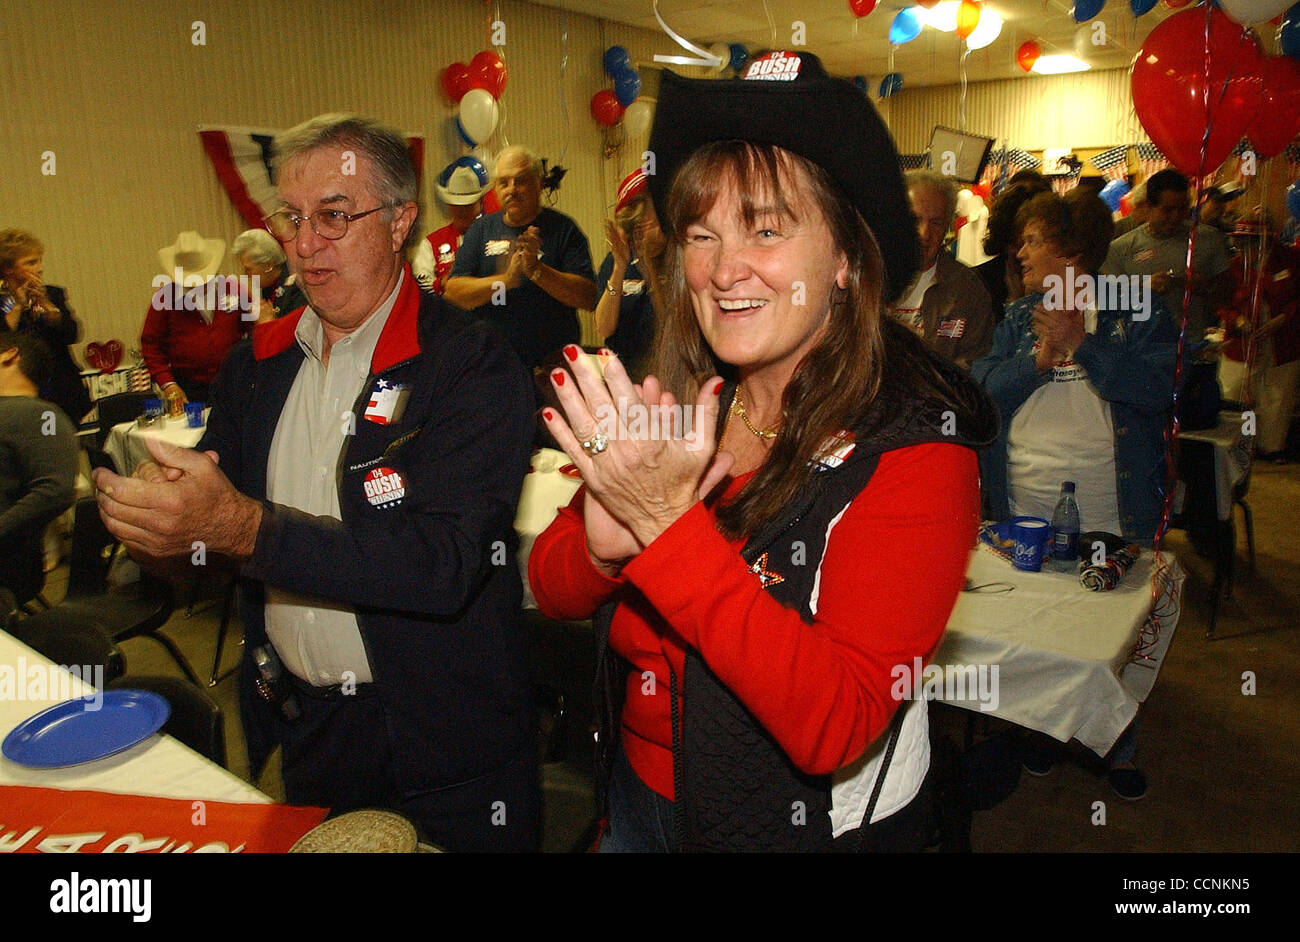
[363,467,406,509]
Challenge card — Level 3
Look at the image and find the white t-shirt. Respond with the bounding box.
[1006,308,1123,535]
[889,263,938,334]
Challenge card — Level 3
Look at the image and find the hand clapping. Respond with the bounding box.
[541,346,733,558]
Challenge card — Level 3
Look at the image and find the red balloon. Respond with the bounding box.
[1131,8,1265,175]
[848,0,877,16]
[591,90,624,127]
[1246,56,1300,157]
[972,180,992,200]
[957,0,981,39]
[1017,40,1041,72]
[469,50,508,98]
[442,62,471,102]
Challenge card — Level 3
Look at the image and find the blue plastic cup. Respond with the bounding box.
[184,401,205,428]
[1011,516,1051,572]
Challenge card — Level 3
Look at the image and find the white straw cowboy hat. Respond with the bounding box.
[158,231,226,280]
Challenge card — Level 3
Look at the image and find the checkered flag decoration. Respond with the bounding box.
[898,153,928,170]
[1092,145,1129,182]
[986,146,1041,198]
[1135,141,1168,180]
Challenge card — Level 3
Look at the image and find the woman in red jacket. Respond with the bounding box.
[529,53,996,852]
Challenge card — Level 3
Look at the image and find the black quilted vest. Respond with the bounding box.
[594,337,998,851]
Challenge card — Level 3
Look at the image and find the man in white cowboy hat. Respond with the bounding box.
[140,230,245,404]
[412,156,492,295]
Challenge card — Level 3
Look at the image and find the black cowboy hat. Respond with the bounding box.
[647,51,921,302]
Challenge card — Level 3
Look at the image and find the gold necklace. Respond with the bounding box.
[730,386,780,440]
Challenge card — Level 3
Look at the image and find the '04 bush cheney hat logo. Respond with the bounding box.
[646,50,921,302]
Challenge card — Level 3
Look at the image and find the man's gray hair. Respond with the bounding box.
[494,145,543,181]
[274,114,419,246]
[232,229,286,268]
[905,170,959,226]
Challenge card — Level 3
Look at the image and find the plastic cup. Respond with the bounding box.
[185,401,206,428]
[1011,516,1051,572]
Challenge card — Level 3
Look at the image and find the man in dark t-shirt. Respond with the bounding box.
[444,146,597,369]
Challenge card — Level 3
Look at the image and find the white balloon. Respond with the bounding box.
[1220,0,1292,26]
[965,11,1003,51]
[709,42,730,75]
[623,99,654,138]
[459,88,499,145]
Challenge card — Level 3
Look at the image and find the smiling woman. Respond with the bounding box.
[529,51,998,852]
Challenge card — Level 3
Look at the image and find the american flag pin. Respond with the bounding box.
[364,381,408,425]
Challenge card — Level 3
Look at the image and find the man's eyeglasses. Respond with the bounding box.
[264,205,394,243]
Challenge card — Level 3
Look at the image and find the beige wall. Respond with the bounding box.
[2,0,667,352]
[884,67,1144,153]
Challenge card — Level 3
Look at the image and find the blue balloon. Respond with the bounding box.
[1098,179,1131,212]
[603,45,631,77]
[879,72,904,98]
[853,75,869,95]
[728,43,749,71]
[1283,4,1300,61]
[614,68,642,107]
[1288,179,1300,222]
[1130,0,1157,15]
[889,9,922,45]
[1072,0,1106,21]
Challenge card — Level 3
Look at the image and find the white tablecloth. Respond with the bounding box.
[933,547,1185,755]
[0,630,268,803]
[102,416,205,475]
[1178,410,1251,521]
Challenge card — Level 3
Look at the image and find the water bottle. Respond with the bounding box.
[1049,481,1081,568]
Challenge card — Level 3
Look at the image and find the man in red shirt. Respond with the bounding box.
[141,231,249,404]
[412,157,492,295]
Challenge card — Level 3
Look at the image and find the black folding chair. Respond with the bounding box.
[8,612,127,686]
[92,392,153,452]
[17,498,189,681]
[107,674,226,766]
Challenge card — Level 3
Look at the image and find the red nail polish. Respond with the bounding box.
[551,370,566,386]
[563,345,579,362]
[712,379,725,395]
[542,408,555,421]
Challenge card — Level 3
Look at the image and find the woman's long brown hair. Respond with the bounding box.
[648,140,964,539]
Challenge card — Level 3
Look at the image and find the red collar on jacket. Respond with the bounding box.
[251,265,422,373]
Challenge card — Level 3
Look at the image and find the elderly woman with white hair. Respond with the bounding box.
[232,228,306,323]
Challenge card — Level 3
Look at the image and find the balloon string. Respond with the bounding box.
[959,43,970,133]
[1152,4,1214,569]
[1241,171,1272,417]
[495,0,509,149]
[762,0,776,48]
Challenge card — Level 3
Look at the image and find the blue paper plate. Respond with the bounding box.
[2,690,170,768]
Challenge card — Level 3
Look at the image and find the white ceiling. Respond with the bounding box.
[531,0,1186,87]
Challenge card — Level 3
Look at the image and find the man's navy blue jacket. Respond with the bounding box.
[199,269,536,795]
